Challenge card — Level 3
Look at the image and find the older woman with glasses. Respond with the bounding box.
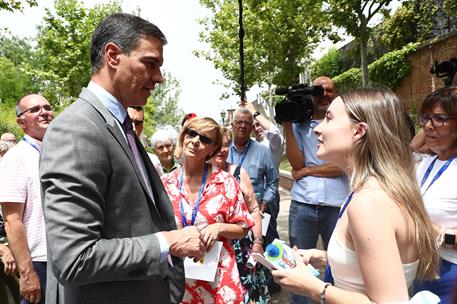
[413,87,457,303]
[162,117,254,304]
[209,127,270,303]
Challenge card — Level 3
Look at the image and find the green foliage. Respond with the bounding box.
[0,31,34,65]
[0,32,36,105]
[333,67,362,91]
[0,103,21,139]
[378,0,439,51]
[197,0,332,97]
[311,48,343,79]
[333,43,418,90]
[143,71,184,136]
[0,0,36,12]
[0,57,35,105]
[29,0,121,108]
[368,43,417,88]
[326,0,393,86]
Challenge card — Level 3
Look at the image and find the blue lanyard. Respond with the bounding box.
[229,139,252,166]
[178,163,208,227]
[324,191,354,284]
[23,137,41,153]
[338,192,354,219]
[420,155,455,195]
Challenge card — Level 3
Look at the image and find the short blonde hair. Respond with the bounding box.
[175,117,222,160]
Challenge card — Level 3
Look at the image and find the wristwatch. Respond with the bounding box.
[444,229,456,248]
[253,111,260,119]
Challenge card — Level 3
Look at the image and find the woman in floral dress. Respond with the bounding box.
[162,117,254,304]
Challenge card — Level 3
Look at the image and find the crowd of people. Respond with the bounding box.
[0,12,456,304]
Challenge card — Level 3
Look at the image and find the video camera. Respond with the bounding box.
[430,58,457,87]
[274,84,324,124]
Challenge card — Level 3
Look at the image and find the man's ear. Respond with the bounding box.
[104,42,122,69]
[354,122,368,141]
[16,117,25,129]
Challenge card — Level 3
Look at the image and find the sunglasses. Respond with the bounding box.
[17,104,53,117]
[185,129,213,145]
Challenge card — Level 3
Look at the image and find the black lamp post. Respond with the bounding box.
[220,110,226,126]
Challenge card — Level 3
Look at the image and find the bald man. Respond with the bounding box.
[0,94,54,304]
[281,76,349,304]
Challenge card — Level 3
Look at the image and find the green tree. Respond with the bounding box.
[197,0,332,98]
[311,48,344,79]
[143,71,184,136]
[377,0,439,51]
[0,0,36,12]
[326,0,393,87]
[29,0,121,108]
[0,32,36,106]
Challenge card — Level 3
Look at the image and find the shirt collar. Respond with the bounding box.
[23,134,42,147]
[87,81,127,123]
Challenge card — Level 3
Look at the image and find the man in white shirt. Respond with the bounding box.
[0,94,54,304]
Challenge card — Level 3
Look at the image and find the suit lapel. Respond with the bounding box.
[78,89,161,216]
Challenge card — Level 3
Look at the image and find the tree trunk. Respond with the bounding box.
[360,32,369,87]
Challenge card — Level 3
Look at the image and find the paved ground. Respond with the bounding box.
[270,187,291,303]
[270,187,322,304]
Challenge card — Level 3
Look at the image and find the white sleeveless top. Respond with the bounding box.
[327,234,419,293]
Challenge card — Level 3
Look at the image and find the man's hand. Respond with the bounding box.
[0,245,17,275]
[291,168,306,180]
[20,269,41,303]
[259,202,268,213]
[239,100,256,114]
[162,226,205,260]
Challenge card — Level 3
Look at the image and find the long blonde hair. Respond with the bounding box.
[342,88,438,280]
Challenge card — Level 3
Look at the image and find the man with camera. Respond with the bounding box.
[281,76,349,304]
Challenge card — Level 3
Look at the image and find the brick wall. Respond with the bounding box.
[395,31,457,113]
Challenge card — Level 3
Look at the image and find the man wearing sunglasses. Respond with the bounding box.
[0,94,54,304]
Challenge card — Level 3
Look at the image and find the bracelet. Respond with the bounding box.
[320,282,331,304]
[253,236,263,242]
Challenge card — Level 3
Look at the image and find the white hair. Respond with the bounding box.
[150,126,178,148]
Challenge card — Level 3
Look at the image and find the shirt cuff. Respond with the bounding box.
[155,232,169,263]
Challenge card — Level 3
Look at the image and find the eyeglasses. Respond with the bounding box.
[419,114,456,127]
[233,120,253,126]
[17,104,53,117]
[185,129,213,145]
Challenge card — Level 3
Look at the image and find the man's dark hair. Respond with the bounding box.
[90,13,167,73]
[129,106,144,111]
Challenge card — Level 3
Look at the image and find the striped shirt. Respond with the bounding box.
[0,135,47,261]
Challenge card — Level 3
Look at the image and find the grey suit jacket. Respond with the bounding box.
[40,88,184,304]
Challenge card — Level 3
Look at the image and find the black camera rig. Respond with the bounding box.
[274,84,324,124]
[430,58,457,87]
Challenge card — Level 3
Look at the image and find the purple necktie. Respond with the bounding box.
[123,116,153,198]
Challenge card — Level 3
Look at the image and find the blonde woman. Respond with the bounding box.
[272,88,438,303]
[162,117,254,303]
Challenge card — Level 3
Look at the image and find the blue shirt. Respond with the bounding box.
[228,139,278,204]
[291,120,349,207]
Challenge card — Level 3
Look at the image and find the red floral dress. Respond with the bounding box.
[162,165,254,304]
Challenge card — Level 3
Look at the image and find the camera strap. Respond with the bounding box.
[230,139,252,167]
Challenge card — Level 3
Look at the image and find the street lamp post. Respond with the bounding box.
[220,110,226,126]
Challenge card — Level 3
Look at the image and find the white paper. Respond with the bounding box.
[261,212,271,237]
[183,241,222,282]
[251,252,276,270]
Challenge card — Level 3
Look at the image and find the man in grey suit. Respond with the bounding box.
[40,13,205,304]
